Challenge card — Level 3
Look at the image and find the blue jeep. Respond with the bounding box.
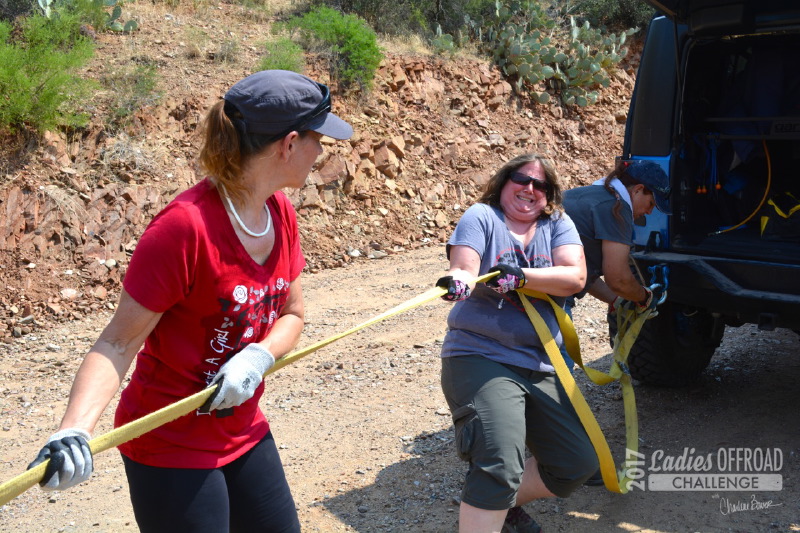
[619,0,800,385]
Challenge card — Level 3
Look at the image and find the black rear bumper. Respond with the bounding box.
[631,251,800,330]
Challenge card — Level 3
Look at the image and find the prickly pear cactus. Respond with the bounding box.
[466,0,637,107]
[104,0,138,32]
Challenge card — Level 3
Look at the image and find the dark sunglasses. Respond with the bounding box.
[508,171,550,193]
[268,83,332,141]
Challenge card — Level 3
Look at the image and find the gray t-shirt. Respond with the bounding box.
[441,203,582,373]
[562,185,633,296]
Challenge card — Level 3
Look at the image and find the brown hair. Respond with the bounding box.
[197,100,307,204]
[604,159,654,222]
[477,153,563,218]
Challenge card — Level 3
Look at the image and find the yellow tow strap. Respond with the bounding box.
[518,288,652,493]
[0,272,643,504]
[0,273,497,507]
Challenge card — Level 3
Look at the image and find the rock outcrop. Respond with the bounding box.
[0,51,637,333]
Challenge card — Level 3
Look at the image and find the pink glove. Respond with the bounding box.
[436,276,471,301]
[486,263,526,294]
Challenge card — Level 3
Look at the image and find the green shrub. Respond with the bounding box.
[40,0,106,31]
[0,14,96,132]
[574,0,654,30]
[320,0,420,36]
[102,63,162,123]
[259,37,305,72]
[288,6,382,91]
[321,0,494,38]
[28,1,87,44]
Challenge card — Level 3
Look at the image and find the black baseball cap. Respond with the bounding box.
[625,160,671,214]
[224,70,353,140]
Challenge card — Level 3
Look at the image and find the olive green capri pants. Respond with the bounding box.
[441,354,598,510]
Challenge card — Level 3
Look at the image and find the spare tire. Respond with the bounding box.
[608,302,724,387]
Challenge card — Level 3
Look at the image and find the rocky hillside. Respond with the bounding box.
[0,2,640,339]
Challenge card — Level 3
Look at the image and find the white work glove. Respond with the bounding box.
[205,343,275,412]
[27,428,93,491]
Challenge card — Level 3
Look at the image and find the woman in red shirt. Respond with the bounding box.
[28,70,353,532]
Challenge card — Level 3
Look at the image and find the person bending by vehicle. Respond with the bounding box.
[435,153,597,533]
[27,70,353,533]
[562,159,671,361]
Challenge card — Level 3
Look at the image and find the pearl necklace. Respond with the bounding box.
[219,183,271,238]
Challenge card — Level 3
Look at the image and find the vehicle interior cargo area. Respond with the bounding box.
[671,32,800,263]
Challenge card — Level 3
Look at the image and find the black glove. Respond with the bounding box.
[28,428,93,490]
[436,276,471,301]
[486,263,526,294]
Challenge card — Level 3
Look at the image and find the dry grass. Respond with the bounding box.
[378,33,433,56]
[183,25,209,57]
[266,0,311,19]
[378,32,486,63]
[99,133,169,178]
[40,184,87,222]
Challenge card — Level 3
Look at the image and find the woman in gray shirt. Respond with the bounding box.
[435,153,594,533]
[562,159,670,310]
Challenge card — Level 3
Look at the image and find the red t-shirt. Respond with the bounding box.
[115,178,305,468]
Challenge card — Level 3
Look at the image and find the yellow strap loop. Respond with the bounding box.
[518,288,651,494]
[0,273,497,507]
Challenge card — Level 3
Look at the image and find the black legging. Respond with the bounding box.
[122,432,300,533]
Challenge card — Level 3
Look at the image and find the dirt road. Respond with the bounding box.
[0,244,797,532]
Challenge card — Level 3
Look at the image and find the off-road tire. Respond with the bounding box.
[609,302,723,387]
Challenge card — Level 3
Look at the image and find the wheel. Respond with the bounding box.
[608,303,724,387]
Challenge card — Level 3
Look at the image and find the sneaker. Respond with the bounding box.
[501,506,542,533]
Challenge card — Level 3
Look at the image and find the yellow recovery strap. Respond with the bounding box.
[0,272,647,505]
[518,287,653,493]
[0,273,496,506]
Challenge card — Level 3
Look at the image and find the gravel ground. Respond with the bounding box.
[1,244,798,532]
